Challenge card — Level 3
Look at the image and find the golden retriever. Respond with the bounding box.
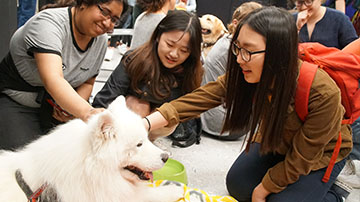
[199,14,228,59]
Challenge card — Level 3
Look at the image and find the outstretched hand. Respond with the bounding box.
[252,183,270,202]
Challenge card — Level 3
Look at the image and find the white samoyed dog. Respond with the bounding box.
[0,96,183,202]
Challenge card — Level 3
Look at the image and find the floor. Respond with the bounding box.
[153,135,244,196]
[95,47,360,201]
[158,135,360,202]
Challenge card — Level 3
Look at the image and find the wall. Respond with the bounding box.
[0,0,17,60]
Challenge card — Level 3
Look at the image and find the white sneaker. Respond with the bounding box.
[104,47,114,61]
[337,160,360,189]
[340,160,356,175]
[117,44,128,55]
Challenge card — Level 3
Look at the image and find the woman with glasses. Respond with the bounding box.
[141,7,352,201]
[294,0,357,49]
[130,0,176,49]
[200,2,262,140]
[0,0,126,150]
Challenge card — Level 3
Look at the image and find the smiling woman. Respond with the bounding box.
[0,0,127,150]
[92,10,203,140]
[72,0,126,41]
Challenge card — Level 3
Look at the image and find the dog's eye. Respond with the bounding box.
[136,142,143,147]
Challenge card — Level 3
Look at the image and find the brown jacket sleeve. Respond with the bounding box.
[262,69,351,193]
[157,75,227,127]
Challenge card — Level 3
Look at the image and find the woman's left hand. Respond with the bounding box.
[52,106,74,123]
[252,183,270,202]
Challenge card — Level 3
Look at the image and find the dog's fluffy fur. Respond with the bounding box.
[199,14,228,58]
[0,96,183,202]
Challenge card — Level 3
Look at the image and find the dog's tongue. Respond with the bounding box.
[146,172,154,182]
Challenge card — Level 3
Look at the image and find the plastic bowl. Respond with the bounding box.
[153,158,188,185]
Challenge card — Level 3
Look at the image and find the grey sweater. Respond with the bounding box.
[130,12,166,49]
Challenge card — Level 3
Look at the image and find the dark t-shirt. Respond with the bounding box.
[294,7,358,49]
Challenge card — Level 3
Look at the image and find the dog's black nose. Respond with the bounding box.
[161,153,169,163]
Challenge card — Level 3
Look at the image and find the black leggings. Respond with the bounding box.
[226,143,345,202]
[0,94,43,150]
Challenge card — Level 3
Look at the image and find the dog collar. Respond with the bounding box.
[202,42,217,48]
[15,169,48,202]
[202,33,225,49]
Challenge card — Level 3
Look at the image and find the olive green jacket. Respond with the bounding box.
[157,68,352,193]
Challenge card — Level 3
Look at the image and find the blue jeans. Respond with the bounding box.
[226,143,346,202]
[350,117,360,160]
[17,0,37,27]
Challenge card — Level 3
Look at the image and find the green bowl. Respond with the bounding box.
[153,158,188,185]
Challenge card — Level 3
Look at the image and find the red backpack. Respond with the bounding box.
[296,42,360,183]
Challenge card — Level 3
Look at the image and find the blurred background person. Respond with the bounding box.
[130,0,176,49]
[175,0,196,13]
[200,1,262,141]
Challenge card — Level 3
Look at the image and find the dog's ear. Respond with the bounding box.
[94,111,116,141]
[219,20,228,34]
[108,95,126,113]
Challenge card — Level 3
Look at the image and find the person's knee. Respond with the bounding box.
[226,169,252,201]
[125,95,151,118]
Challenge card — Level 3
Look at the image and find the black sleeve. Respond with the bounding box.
[92,56,131,108]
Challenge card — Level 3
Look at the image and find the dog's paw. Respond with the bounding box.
[163,182,184,202]
[148,181,184,202]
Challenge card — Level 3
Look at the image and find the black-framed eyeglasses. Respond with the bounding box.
[97,4,121,27]
[295,0,313,7]
[231,42,265,62]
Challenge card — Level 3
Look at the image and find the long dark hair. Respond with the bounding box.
[223,6,299,154]
[125,10,203,100]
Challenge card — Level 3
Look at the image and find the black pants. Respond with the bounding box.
[226,143,345,202]
[0,94,43,150]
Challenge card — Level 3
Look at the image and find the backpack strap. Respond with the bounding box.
[322,131,342,183]
[295,61,318,121]
[295,61,342,183]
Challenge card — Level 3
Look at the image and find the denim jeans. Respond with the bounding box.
[17,0,37,27]
[226,143,346,202]
[350,117,360,160]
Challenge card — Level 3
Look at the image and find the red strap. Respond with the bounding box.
[46,99,71,117]
[322,132,342,183]
[29,183,47,202]
[296,62,343,183]
[295,62,318,121]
